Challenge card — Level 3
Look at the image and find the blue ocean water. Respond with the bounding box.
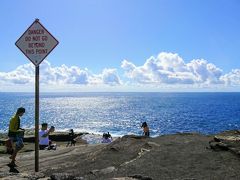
[0,92,240,137]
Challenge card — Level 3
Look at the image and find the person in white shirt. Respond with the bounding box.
[39,123,55,150]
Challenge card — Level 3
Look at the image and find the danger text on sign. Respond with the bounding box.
[15,19,58,66]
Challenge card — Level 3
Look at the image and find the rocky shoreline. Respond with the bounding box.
[0,131,87,143]
[1,130,240,179]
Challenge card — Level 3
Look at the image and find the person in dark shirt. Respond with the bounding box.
[66,129,76,147]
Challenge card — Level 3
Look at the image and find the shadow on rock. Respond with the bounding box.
[9,166,19,173]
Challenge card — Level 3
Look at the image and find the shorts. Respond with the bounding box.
[9,136,24,150]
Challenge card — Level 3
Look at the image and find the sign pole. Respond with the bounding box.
[35,65,39,172]
[15,19,58,172]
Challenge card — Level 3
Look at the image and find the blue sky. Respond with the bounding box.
[1,0,240,92]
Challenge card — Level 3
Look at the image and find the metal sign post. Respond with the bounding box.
[15,19,58,172]
[35,66,39,172]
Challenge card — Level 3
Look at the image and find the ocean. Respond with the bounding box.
[0,92,240,137]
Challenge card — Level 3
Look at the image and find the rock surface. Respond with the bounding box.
[1,131,240,179]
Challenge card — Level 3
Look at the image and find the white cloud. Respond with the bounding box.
[0,63,34,84]
[187,59,223,84]
[40,61,90,85]
[1,52,240,91]
[101,68,122,85]
[121,52,225,86]
[220,69,240,86]
[0,61,121,88]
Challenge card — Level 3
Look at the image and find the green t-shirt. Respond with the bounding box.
[8,115,20,137]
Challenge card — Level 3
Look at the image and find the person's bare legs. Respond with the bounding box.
[9,140,23,166]
[9,147,22,166]
[10,150,17,161]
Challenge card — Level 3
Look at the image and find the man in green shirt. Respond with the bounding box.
[8,107,25,167]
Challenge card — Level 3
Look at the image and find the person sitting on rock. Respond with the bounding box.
[39,123,55,150]
[101,132,112,143]
[141,122,150,137]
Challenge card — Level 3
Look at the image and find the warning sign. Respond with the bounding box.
[15,19,59,66]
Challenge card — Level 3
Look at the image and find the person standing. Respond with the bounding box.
[8,107,25,167]
[66,129,76,147]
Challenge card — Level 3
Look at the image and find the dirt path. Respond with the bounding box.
[0,144,106,174]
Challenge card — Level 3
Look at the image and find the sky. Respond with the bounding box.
[1,0,240,92]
